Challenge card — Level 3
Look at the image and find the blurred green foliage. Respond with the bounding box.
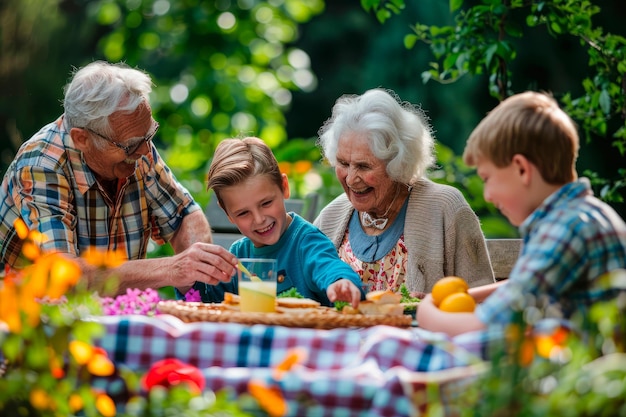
[361,0,626,216]
[459,270,626,416]
[3,0,626,244]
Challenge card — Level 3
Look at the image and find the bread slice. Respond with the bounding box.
[357,301,405,316]
[365,290,402,304]
[277,297,321,309]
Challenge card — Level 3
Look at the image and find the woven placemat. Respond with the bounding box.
[157,300,413,329]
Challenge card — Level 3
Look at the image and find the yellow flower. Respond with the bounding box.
[70,340,94,365]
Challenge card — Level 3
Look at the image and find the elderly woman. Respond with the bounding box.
[314,88,495,297]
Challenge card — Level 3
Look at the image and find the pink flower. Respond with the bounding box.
[183,288,201,302]
[100,288,161,316]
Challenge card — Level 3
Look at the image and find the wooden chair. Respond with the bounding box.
[486,238,522,281]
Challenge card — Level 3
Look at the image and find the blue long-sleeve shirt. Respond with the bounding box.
[194,213,364,306]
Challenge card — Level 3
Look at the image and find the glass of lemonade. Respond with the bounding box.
[238,258,278,313]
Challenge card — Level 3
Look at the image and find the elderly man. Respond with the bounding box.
[0,61,236,295]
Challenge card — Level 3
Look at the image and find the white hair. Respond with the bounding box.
[317,88,435,185]
[63,61,153,135]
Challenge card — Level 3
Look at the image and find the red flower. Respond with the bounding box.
[141,359,205,394]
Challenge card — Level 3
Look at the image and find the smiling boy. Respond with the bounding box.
[417,91,626,336]
[193,137,363,307]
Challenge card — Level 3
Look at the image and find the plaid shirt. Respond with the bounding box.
[0,116,200,266]
[477,179,626,325]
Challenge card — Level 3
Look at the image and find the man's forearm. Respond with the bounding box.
[83,256,179,296]
[170,210,213,253]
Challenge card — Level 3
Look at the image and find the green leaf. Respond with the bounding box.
[599,89,611,114]
[404,34,418,49]
[376,9,391,23]
[450,0,464,12]
[485,43,498,67]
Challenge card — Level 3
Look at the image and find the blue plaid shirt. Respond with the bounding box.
[477,179,626,325]
[0,116,200,267]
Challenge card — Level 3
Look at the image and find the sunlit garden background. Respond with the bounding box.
[1,1,626,414]
[3,0,625,248]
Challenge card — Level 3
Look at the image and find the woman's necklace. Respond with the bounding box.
[361,186,401,230]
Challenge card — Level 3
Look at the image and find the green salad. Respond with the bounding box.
[400,283,421,311]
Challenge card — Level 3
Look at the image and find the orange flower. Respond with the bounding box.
[95,393,116,417]
[273,348,307,379]
[248,379,288,417]
[87,350,115,377]
[82,247,127,269]
[293,160,312,175]
[29,388,52,411]
[69,340,115,376]
[14,218,30,240]
[518,338,535,367]
[104,248,127,268]
[28,230,47,246]
[551,326,569,345]
[48,255,82,298]
[0,278,23,333]
[21,241,41,261]
[49,348,65,379]
[69,394,84,413]
[278,161,292,175]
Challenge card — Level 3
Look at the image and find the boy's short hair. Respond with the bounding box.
[463,91,579,184]
[207,137,283,208]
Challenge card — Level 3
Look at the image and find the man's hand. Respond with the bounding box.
[327,279,362,308]
[169,242,238,290]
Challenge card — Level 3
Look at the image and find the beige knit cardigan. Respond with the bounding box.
[313,178,495,294]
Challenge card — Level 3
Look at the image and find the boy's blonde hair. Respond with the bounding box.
[207,137,284,208]
[463,91,579,184]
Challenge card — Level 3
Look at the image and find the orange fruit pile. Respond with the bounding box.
[432,276,476,313]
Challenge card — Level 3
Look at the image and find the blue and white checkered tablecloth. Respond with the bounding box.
[94,315,500,416]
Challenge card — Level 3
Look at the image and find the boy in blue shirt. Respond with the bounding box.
[418,91,626,336]
[193,136,363,307]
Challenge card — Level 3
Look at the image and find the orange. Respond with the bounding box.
[438,292,476,313]
[431,276,469,307]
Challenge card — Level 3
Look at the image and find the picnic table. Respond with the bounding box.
[93,313,499,416]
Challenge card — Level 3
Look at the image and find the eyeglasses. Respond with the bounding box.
[83,121,159,156]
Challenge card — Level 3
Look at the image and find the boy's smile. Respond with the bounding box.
[219,174,292,247]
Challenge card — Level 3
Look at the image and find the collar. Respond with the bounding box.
[519,178,593,237]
